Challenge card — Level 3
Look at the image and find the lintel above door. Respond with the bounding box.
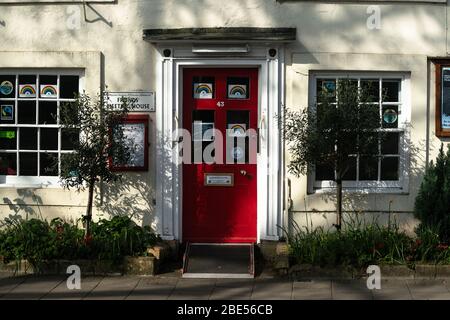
[143,27,296,43]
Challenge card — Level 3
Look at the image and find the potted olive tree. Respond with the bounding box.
[283,79,382,230]
[58,92,132,237]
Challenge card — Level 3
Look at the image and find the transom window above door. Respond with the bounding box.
[310,73,410,192]
[0,71,81,185]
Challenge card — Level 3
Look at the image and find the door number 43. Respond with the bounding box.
[217,101,225,107]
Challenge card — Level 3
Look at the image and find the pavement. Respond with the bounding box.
[1,272,450,300]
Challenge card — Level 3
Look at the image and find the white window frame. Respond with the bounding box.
[308,72,411,194]
[0,69,84,188]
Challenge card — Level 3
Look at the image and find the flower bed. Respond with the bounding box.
[0,216,161,274]
[287,219,450,270]
[0,256,158,276]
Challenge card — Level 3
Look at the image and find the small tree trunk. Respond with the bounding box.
[85,178,95,236]
[336,178,342,231]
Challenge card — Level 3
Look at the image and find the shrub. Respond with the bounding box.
[412,227,450,264]
[0,218,56,266]
[287,216,450,268]
[414,144,450,243]
[287,217,413,268]
[90,216,159,261]
[0,216,160,267]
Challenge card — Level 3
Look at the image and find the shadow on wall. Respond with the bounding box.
[95,131,174,233]
[95,173,155,228]
[288,134,429,237]
[1,188,44,225]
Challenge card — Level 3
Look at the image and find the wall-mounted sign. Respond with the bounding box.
[434,61,450,137]
[1,105,14,121]
[106,92,155,112]
[110,114,149,172]
[442,68,450,130]
[204,173,234,186]
[19,84,36,98]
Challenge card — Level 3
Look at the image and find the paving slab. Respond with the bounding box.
[251,279,292,300]
[0,272,15,280]
[210,280,254,300]
[168,279,216,300]
[332,280,373,300]
[372,280,412,300]
[210,286,253,300]
[2,274,450,300]
[126,277,178,300]
[2,276,64,300]
[0,275,28,298]
[42,276,104,300]
[407,279,450,300]
[215,278,255,288]
[292,280,332,300]
[84,276,140,300]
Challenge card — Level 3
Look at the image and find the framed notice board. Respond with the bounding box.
[434,60,450,137]
[110,114,149,171]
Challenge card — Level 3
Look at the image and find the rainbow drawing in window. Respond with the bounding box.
[193,83,213,99]
[40,85,58,98]
[19,84,36,98]
[228,84,247,99]
[227,123,246,137]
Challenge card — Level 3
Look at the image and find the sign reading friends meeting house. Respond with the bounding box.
[106,92,155,112]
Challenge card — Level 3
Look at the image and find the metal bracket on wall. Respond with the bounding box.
[83,1,113,27]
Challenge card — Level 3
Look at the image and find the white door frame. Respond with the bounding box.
[155,45,284,243]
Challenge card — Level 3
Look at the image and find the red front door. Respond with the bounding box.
[182,68,258,243]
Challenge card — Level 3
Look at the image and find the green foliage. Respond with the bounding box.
[90,216,159,261]
[0,216,160,267]
[286,216,450,268]
[283,79,381,179]
[414,144,450,243]
[58,92,135,235]
[412,227,443,262]
[283,80,384,230]
[58,93,131,190]
[0,218,83,266]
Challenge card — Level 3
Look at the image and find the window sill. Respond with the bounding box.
[310,187,409,195]
[0,176,62,188]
